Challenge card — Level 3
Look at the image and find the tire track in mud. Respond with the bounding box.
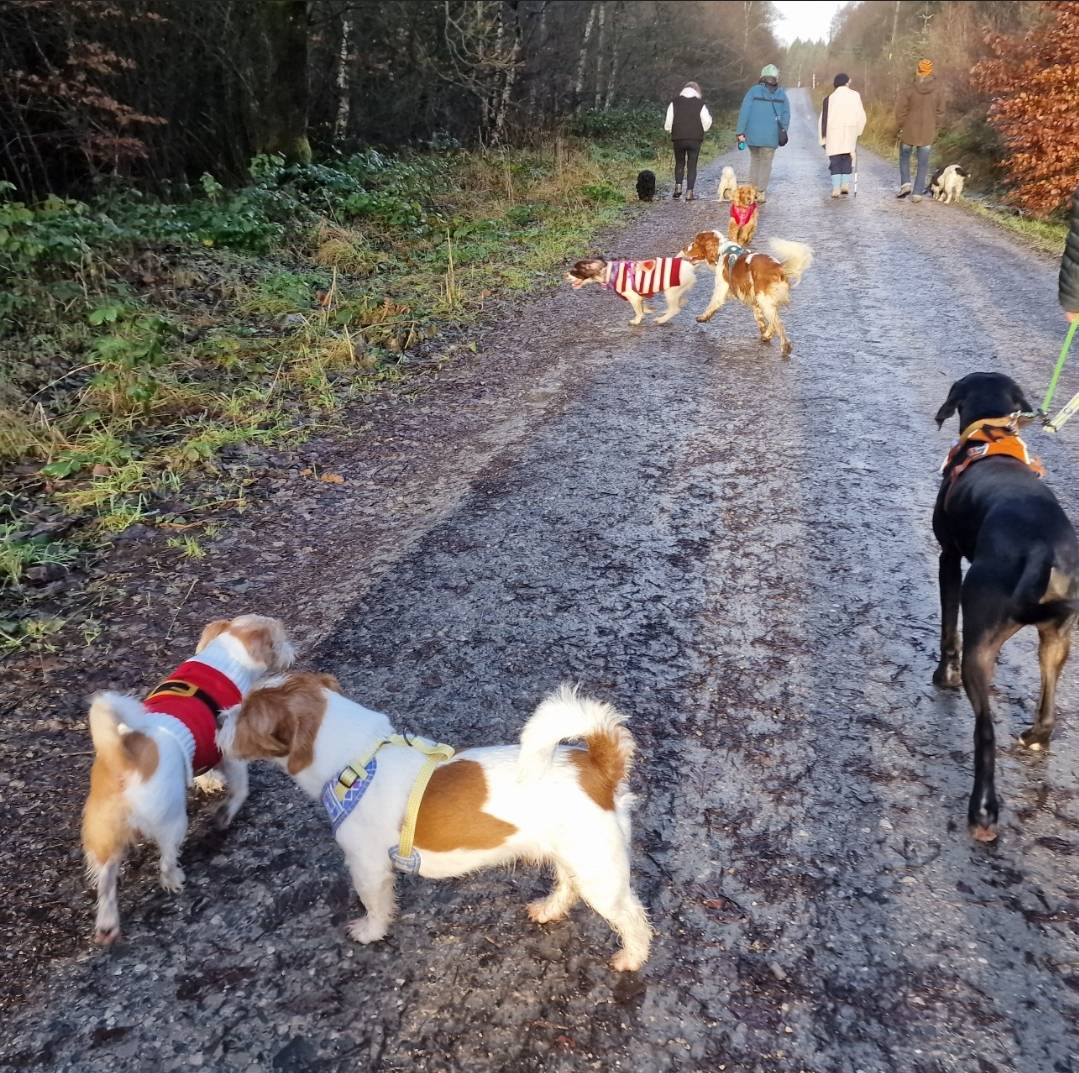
[6,89,1079,1073]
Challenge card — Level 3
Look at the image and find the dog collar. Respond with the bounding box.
[320,734,456,872]
[144,660,242,774]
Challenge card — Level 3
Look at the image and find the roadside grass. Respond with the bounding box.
[0,109,734,648]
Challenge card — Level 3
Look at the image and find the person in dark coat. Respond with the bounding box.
[1062,184,1079,322]
[895,58,944,202]
[664,81,713,201]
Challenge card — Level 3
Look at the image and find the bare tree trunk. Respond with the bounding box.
[592,1,606,110]
[889,0,901,58]
[256,0,311,163]
[527,0,548,113]
[492,1,520,143]
[604,15,620,111]
[573,3,597,110]
[334,9,351,144]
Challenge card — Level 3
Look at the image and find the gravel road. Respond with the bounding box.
[4,89,1079,1073]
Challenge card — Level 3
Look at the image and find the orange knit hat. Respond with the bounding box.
[917,58,934,76]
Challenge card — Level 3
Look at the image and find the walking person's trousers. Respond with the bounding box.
[749,147,776,192]
[900,143,931,193]
[673,140,701,191]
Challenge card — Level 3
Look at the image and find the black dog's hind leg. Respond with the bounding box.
[961,569,1022,841]
[933,549,962,688]
[1020,621,1074,750]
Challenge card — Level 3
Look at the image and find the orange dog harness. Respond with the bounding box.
[943,418,1045,489]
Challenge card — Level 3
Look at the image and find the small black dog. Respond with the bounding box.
[636,170,656,202]
[934,372,1079,841]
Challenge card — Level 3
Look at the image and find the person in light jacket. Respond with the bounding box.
[819,73,866,198]
[664,81,712,201]
[896,58,944,201]
[735,64,790,204]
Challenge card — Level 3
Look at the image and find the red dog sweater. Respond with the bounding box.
[144,660,242,774]
[602,257,686,301]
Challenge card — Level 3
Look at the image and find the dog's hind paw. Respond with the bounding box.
[1019,726,1051,751]
[160,865,185,894]
[611,949,647,972]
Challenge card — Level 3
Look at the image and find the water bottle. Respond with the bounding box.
[737,136,746,151]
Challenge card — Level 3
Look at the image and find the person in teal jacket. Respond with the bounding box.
[736,64,791,203]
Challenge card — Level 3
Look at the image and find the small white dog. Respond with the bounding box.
[218,675,652,971]
[566,255,697,326]
[81,614,294,944]
[929,164,969,203]
[716,165,738,202]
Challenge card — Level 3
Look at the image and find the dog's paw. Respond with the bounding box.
[528,898,568,925]
[695,313,713,324]
[347,916,389,944]
[932,663,961,689]
[611,949,646,972]
[160,865,185,894]
[194,770,227,795]
[213,801,238,830]
[94,925,122,946]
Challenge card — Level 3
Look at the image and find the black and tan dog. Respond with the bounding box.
[934,372,1079,841]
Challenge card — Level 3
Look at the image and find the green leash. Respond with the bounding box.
[1040,319,1078,416]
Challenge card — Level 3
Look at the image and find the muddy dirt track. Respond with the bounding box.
[5,89,1079,1073]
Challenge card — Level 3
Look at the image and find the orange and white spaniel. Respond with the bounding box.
[218,676,652,971]
[679,231,814,358]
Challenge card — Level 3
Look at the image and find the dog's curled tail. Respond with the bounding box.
[768,239,814,286]
[517,683,634,787]
[88,692,154,770]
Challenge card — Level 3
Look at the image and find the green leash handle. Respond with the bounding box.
[1040,319,1078,415]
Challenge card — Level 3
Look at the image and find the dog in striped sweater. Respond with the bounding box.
[566,256,697,326]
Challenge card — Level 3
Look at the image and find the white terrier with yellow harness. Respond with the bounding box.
[218,674,652,971]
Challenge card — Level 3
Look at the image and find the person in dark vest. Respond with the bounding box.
[664,81,712,201]
[1062,183,1079,323]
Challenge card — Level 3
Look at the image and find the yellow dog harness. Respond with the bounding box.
[321,733,456,873]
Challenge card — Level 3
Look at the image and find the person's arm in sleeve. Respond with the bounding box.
[895,88,909,135]
[856,94,867,137]
[700,104,713,133]
[736,88,752,137]
[1060,185,1079,320]
[936,88,945,123]
[663,102,673,133]
[778,90,791,130]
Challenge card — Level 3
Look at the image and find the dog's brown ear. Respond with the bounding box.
[935,381,963,428]
[197,619,231,652]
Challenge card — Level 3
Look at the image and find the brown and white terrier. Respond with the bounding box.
[218,677,652,971]
[679,231,814,358]
[728,184,759,246]
[81,615,295,944]
[566,255,697,326]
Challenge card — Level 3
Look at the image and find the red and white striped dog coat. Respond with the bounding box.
[602,258,686,302]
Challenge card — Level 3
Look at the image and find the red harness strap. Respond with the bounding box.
[144,660,241,773]
[730,202,757,228]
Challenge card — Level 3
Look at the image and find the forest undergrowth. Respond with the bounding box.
[0,110,727,652]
